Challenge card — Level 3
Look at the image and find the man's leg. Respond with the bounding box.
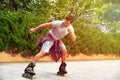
[22,40,54,78]
[22,50,46,78]
[24,50,46,73]
[57,48,67,75]
[23,41,53,73]
[32,50,46,63]
[61,48,67,63]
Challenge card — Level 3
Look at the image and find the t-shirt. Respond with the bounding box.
[49,20,74,40]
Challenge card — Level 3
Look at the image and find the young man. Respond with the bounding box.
[22,15,76,78]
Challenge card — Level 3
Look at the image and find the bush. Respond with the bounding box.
[0,11,50,56]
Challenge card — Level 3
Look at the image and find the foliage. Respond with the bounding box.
[0,0,51,56]
[0,0,120,56]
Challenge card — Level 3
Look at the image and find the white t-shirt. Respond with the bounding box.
[49,20,74,40]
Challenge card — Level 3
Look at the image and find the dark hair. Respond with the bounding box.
[65,15,74,23]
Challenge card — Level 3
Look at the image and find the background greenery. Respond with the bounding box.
[0,0,120,57]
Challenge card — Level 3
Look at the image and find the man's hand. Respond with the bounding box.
[29,22,52,34]
[29,28,35,34]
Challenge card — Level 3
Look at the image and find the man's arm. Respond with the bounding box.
[68,29,76,41]
[29,22,52,34]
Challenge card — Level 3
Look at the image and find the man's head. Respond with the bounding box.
[63,15,74,27]
[65,15,74,23]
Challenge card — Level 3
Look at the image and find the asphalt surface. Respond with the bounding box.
[0,60,120,80]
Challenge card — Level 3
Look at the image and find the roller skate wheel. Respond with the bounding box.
[22,73,33,79]
[57,72,64,76]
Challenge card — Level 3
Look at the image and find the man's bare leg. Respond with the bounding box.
[31,50,46,63]
[61,48,67,63]
[25,50,46,69]
[57,48,67,76]
[22,50,46,78]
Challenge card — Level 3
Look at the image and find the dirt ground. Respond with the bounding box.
[0,51,120,62]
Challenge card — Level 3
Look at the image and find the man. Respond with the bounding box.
[22,15,76,79]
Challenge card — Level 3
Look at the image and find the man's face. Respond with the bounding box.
[63,20,71,27]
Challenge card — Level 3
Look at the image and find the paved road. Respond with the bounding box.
[0,60,120,80]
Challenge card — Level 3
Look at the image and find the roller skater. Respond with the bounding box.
[22,15,76,79]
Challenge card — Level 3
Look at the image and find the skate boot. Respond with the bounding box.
[57,62,67,76]
[22,63,36,79]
